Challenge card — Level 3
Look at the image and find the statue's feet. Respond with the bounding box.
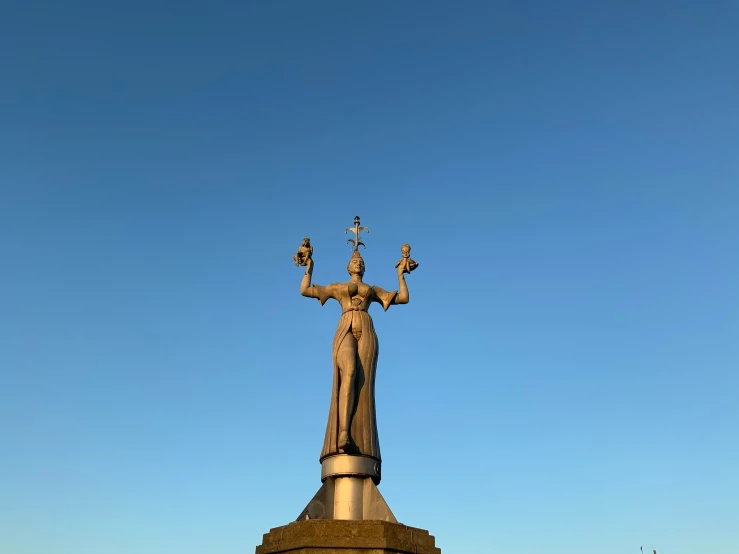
[338,431,358,454]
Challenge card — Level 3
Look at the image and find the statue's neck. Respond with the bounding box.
[349,275,363,284]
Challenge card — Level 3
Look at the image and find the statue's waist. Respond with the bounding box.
[342,306,369,314]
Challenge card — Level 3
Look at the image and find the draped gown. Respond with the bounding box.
[308,281,397,464]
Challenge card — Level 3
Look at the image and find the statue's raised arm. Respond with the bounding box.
[299,254,315,297]
[392,243,418,305]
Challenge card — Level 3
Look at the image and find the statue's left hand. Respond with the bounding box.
[396,259,407,276]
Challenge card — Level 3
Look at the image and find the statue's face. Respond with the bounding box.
[348,257,365,276]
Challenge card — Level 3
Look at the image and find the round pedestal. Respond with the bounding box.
[320,454,381,484]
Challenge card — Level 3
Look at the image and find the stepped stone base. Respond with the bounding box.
[255,519,441,554]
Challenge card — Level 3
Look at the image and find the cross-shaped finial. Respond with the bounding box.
[345,216,369,252]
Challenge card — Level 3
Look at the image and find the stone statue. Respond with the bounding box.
[253,216,438,548]
[298,217,414,466]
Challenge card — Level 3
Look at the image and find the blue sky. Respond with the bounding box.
[1,1,738,553]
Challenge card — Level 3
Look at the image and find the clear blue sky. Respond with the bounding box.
[1,2,737,553]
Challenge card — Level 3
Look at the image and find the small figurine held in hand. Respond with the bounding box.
[395,243,418,274]
[293,237,313,267]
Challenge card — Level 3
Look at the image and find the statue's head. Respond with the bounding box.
[303,237,310,247]
[347,251,365,277]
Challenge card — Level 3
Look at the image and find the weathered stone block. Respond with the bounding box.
[255,519,441,554]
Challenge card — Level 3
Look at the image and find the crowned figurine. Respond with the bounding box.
[395,243,418,274]
[292,237,313,267]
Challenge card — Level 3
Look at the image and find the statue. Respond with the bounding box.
[292,236,313,266]
[252,215,440,547]
[291,216,420,523]
[298,217,416,466]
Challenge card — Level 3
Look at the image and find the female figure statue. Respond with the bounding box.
[299,250,410,465]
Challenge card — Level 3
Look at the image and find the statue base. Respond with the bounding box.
[297,476,396,522]
[296,455,392,521]
[255,520,441,554]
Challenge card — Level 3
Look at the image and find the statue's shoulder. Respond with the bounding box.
[318,282,345,295]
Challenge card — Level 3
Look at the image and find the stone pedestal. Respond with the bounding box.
[255,520,441,554]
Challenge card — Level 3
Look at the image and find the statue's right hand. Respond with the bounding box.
[305,257,314,274]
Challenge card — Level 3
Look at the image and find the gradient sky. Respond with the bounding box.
[1,2,738,553]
